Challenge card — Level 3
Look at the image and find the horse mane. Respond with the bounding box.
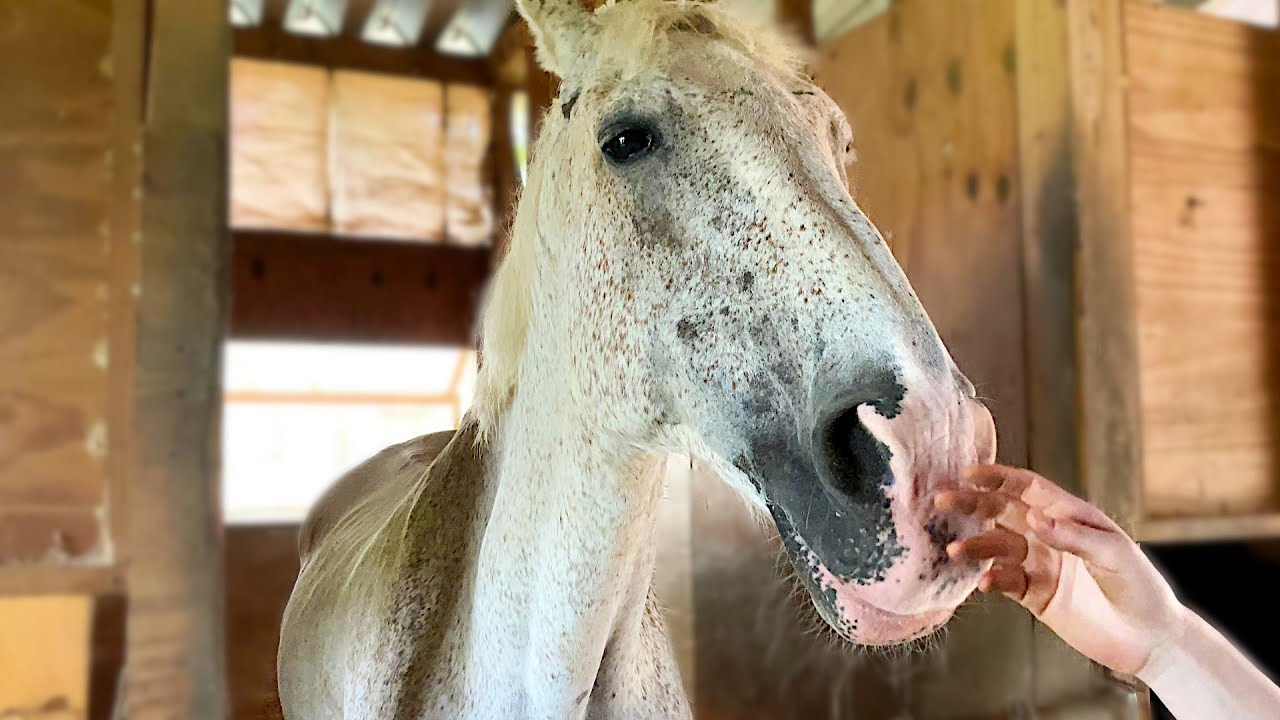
[471,0,809,441]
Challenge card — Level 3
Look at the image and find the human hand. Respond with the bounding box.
[936,464,1186,676]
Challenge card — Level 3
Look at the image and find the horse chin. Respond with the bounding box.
[780,529,979,647]
[808,563,958,647]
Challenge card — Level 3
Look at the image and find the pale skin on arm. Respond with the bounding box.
[938,464,1280,720]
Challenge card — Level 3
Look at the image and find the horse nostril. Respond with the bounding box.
[819,405,892,505]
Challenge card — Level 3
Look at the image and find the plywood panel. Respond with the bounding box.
[444,84,494,246]
[330,70,446,240]
[819,0,1029,469]
[0,0,114,567]
[225,526,298,720]
[230,59,330,232]
[1124,2,1280,517]
[0,595,92,718]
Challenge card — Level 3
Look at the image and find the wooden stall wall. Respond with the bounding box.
[1122,3,1280,538]
[1065,1,1280,544]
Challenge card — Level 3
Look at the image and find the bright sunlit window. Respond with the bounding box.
[222,341,477,523]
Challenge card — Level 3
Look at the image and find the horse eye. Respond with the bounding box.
[601,126,658,164]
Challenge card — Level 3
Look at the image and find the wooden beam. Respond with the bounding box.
[489,21,530,88]
[340,0,380,37]
[231,231,491,345]
[1139,513,1280,545]
[488,22,532,263]
[128,0,231,715]
[420,0,465,50]
[1014,0,1080,497]
[0,566,123,597]
[1067,0,1145,532]
[489,88,519,262]
[1015,7,1113,710]
[263,0,292,25]
[234,27,492,85]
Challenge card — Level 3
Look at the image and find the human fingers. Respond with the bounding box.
[963,465,1090,518]
[947,527,1029,566]
[935,489,1003,519]
[1037,496,1125,536]
[935,489,1031,534]
[1027,510,1121,572]
[978,564,1029,600]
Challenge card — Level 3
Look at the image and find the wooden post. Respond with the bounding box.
[1065,0,1145,531]
[1015,0,1082,499]
[125,0,231,716]
[1013,1,1126,707]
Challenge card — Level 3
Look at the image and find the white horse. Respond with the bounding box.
[277,0,997,717]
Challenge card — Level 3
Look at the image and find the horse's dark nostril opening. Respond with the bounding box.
[819,405,893,506]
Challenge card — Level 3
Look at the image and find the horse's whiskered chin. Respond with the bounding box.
[814,563,958,646]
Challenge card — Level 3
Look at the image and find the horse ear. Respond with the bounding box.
[516,0,606,78]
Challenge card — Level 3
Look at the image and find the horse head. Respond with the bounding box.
[476,0,997,646]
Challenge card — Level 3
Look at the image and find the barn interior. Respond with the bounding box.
[1,0,1278,718]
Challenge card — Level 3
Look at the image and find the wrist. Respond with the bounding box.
[1136,602,1192,686]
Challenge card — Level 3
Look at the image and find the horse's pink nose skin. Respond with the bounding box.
[828,392,997,639]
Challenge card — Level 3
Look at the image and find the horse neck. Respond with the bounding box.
[465,351,668,715]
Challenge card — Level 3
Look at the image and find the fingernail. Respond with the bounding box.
[946,542,962,557]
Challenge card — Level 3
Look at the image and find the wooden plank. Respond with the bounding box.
[1122,1,1280,519]
[109,0,147,600]
[1014,0,1082,498]
[0,595,93,718]
[0,0,115,569]
[231,231,491,344]
[229,59,330,232]
[819,0,1030,469]
[234,26,492,85]
[1068,0,1145,532]
[329,70,446,240]
[126,0,231,715]
[225,525,299,720]
[0,566,122,597]
[490,87,520,262]
[1139,513,1280,544]
[88,594,127,720]
[488,23,533,263]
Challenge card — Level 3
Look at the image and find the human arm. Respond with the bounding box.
[938,464,1280,719]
